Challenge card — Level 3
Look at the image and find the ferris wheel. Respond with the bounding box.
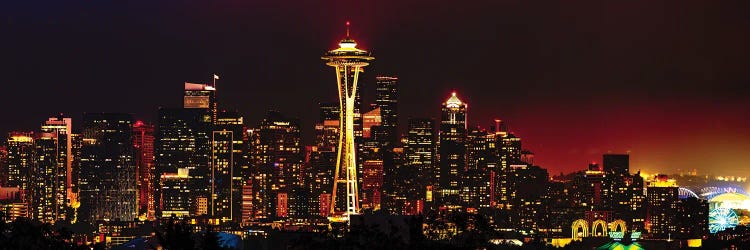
[709,208,739,233]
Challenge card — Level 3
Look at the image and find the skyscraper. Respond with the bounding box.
[212,110,244,222]
[438,92,467,206]
[646,174,679,238]
[0,146,7,187]
[184,82,217,123]
[79,113,136,222]
[133,120,155,220]
[160,168,191,218]
[5,132,34,195]
[32,130,68,223]
[41,116,74,205]
[321,22,374,222]
[375,76,398,147]
[155,107,211,217]
[251,111,303,219]
[462,126,494,209]
[404,118,435,203]
[498,132,522,207]
[361,160,383,210]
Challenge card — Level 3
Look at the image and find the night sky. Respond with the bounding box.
[2,1,749,175]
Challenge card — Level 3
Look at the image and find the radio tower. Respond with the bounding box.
[322,22,374,222]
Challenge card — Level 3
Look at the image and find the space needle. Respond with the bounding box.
[322,22,374,222]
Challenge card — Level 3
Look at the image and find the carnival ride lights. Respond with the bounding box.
[709,208,739,233]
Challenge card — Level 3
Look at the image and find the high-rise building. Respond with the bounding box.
[404,118,435,203]
[5,132,34,195]
[321,22,374,222]
[0,187,28,223]
[316,103,340,149]
[32,131,68,223]
[212,110,244,222]
[41,116,74,205]
[677,197,709,238]
[70,132,83,208]
[462,126,499,209]
[251,111,303,220]
[79,113,137,222]
[498,132,522,208]
[438,92,467,206]
[362,107,381,139]
[155,108,211,217]
[603,154,629,175]
[159,168,191,218]
[361,160,383,210]
[241,179,253,224]
[375,76,398,146]
[304,146,335,218]
[0,146,7,187]
[646,174,679,238]
[184,82,217,123]
[133,120,155,220]
[507,164,548,230]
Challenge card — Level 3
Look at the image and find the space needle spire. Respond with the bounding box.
[321,22,374,223]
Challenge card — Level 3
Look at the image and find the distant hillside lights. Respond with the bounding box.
[716,176,747,182]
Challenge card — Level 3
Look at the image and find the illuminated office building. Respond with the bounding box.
[404,118,435,202]
[70,132,82,204]
[507,164,548,230]
[184,82,217,123]
[0,187,28,223]
[316,103,340,149]
[438,92,467,205]
[211,110,244,222]
[251,111,302,219]
[646,174,679,238]
[41,116,74,204]
[498,132,522,208]
[375,76,398,146]
[462,126,498,209]
[5,132,34,194]
[362,160,383,210]
[79,113,137,222]
[155,107,211,217]
[305,145,335,218]
[159,168,191,218]
[0,146,7,187]
[321,22,374,221]
[32,131,68,223]
[132,120,155,220]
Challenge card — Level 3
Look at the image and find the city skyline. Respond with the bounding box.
[2,3,750,248]
[3,1,750,175]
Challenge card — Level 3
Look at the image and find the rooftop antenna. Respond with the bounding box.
[346,21,350,37]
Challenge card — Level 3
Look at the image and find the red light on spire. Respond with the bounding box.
[345,21,350,37]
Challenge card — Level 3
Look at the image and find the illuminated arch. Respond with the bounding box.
[591,220,608,237]
[679,187,700,199]
[571,219,588,240]
[609,219,627,233]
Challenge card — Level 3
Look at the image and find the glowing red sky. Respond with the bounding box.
[2,1,749,175]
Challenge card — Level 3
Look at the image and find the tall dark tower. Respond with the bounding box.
[405,119,435,189]
[133,121,155,220]
[603,154,629,175]
[375,76,398,146]
[79,113,136,222]
[439,92,467,206]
